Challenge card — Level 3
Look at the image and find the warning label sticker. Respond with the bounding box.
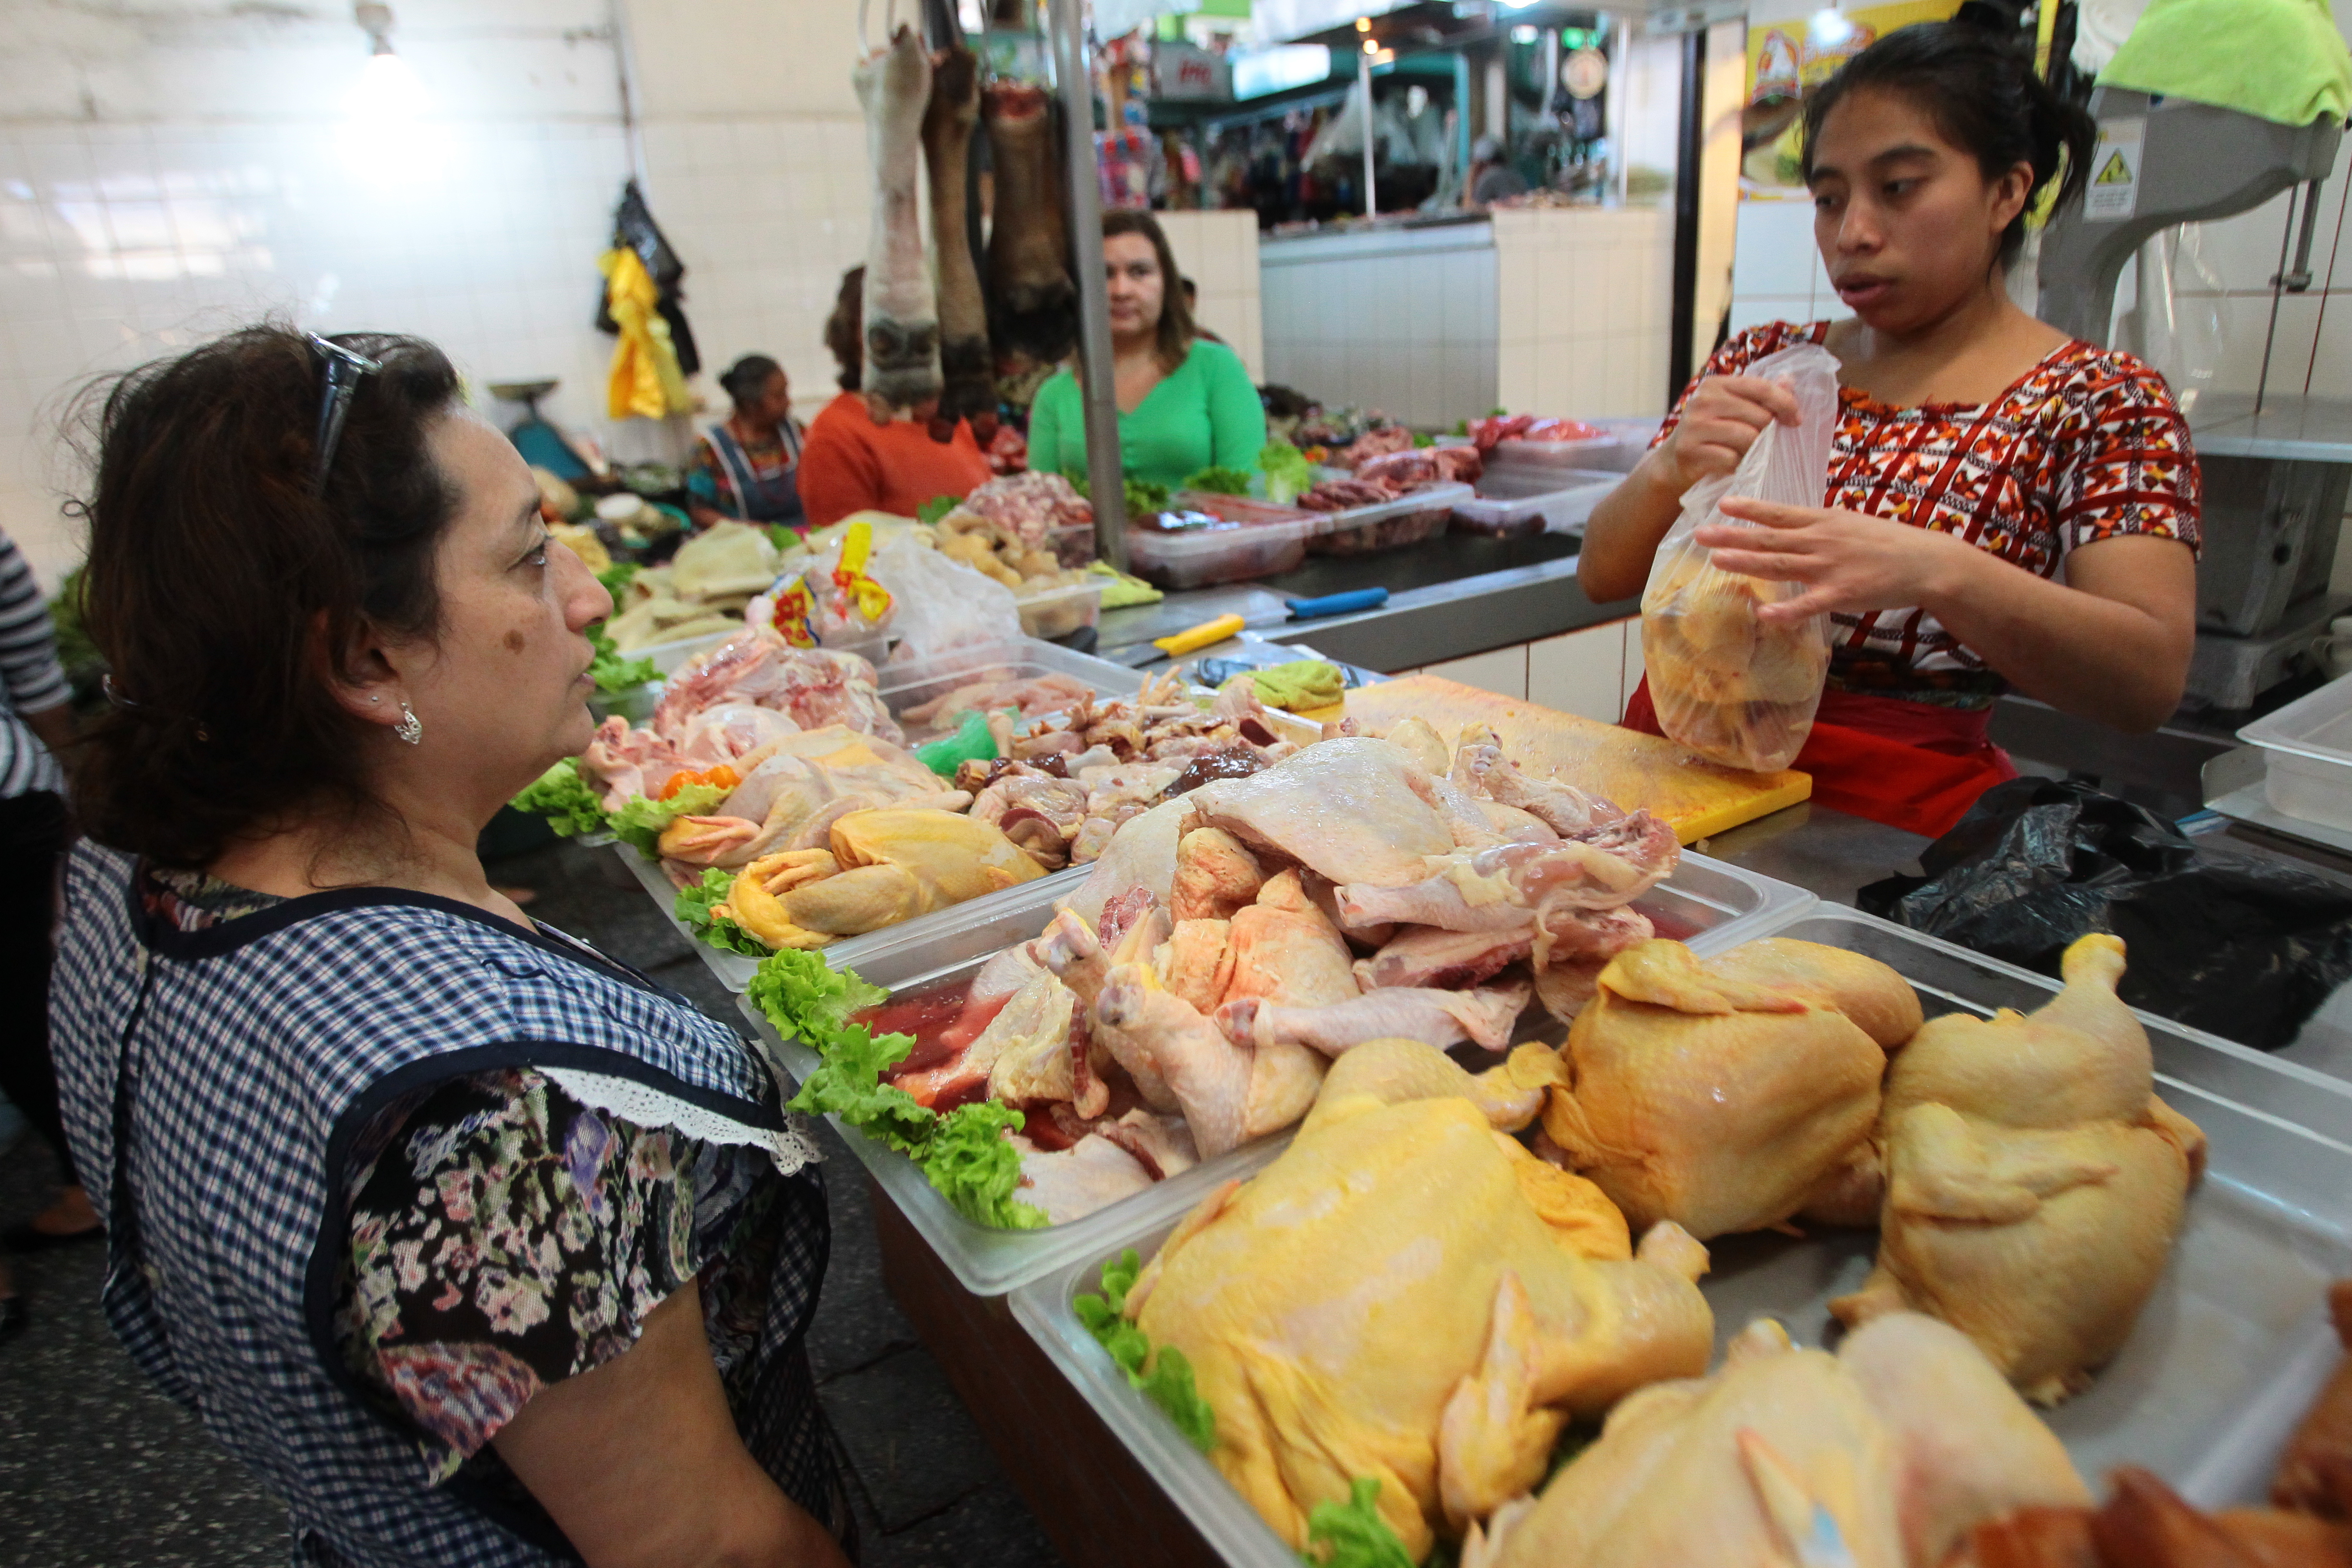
[2084,117,2144,221]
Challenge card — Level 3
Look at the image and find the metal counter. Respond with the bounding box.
[1096,530,1637,669]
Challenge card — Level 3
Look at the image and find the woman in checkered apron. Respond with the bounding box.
[48,326,855,1567]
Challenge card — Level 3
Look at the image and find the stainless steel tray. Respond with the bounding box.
[743,852,1815,1296]
[1009,905,2352,1565]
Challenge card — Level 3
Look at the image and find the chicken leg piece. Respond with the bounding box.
[854,27,941,420]
[1218,870,1359,1010]
[919,42,993,442]
[1833,935,2205,1403]
[1092,965,1322,1158]
[1219,978,1531,1057]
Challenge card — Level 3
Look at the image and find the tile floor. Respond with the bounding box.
[0,835,1062,1568]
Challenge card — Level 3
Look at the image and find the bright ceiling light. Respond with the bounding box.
[338,4,449,185]
[1807,7,1857,47]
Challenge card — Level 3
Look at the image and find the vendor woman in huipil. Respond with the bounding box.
[686,352,807,533]
[1581,22,2200,827]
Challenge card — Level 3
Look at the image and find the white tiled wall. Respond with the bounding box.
[1261,226,1499,425]
[0,0,1265,589]
[1726,197,1852,339]
[1155,210,1264,380]
[1528,619,1644,723]
[0,0,638,587]
[1493,208,1677,418]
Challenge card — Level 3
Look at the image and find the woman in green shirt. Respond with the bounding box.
[1026,210,1266,491]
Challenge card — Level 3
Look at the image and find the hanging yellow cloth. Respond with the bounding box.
[599,246,692,420]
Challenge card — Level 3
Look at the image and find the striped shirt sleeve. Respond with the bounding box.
[0,532,69,798]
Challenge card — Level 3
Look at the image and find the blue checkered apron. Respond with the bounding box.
[48,843,826,1566]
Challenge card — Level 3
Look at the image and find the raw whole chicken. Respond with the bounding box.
[982,81,1077,365]
[1831,934,2207,1404]
[653,632,902,745]
[1127,1038,1715,1560]
[854,26,941,420]
[654,725,954,870]
[718,805,1042,949]
[1468,1313,2089,1568]
[1540,938,1922,1240]
[919,41,994,441]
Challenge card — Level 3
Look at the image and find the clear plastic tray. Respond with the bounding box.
[2239,672,2352,832]
[1126,495,1323,589]
[634,637,1155,992]
[736,850,1812,1295]
[1305,482,1474,557]
[1009,904,2352,1565]
[1013,577,1105,640]
[1491,435,1621,467]
[1451,472,1621,539]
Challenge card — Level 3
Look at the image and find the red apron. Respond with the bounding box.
[1621,677,2016,839]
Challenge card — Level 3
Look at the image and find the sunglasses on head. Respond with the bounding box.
[307,333,383,490]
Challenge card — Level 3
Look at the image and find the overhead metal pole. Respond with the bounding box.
[1359,46,1377,218]
[1668,25,1706,404]
[1047,0,1129,567]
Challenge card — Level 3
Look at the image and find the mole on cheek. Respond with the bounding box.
[504,629,527,653]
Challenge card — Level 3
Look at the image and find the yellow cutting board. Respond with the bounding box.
[1308,675,1811,845]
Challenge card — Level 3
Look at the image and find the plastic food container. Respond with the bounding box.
[1125,495,1323,589]
[1013,577,1106,640]
[634,637,1154,992]
[1451,471,1622,539]
[739,850,1812,1295]
[1010,904,2352,1565]
[1490,435,1621,468]
[1305,482,1474,556]
[2240,671,2352,832]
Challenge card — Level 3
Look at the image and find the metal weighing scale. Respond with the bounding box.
[2039,87,2351,711]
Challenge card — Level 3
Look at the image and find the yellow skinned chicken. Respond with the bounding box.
[1469,1314,2089,1568]
[1542,939,1923,1240]
[1833,934,2207,1404]
[1127,1038,1715,1560]
[720,807,1042,949]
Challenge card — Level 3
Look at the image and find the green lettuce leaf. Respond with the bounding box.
[785,1024,935,1156]
[674,867,770,956]
[917,494,957,525]
[921,1100,1046,1230]
[1258,440,1312,504]
[510,758,608,837]
[607,781,730,857]
[1302,1479,1416,1568]
[586,621,658,695]
[749,949,890,1042]
[596,560,640,599]
[1181,465,1251,497]
[1076,1249,1217,1453]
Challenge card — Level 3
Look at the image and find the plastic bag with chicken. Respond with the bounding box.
[1639,341,1840,772]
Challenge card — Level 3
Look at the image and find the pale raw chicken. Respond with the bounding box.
[719,807,1043,950]
[657,726,950,870]
[894,968,1077,1111]
[1170,827,1266,922]
[1468,1313,2089,1568]
[1216,870,1358,1009]
[1832,934,2207,1404]
[669,702,803,768]
[1541,939,1919,1240]
[1091,961,1327,1160]
[653,631,902,746]
[1128,1038,1714,1559]
[1356,926,1535,991]
[1160,918,1235,1014]
[577,715,695,810]
[1062,794,1190,928]
[1013,1134,1154,1223]
[1335,816,1680,931]
[1218,979,1531,1057]
[1182,737,1457,887]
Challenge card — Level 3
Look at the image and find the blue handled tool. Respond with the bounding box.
[1285,588,1389,620]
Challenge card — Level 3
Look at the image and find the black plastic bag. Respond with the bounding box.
[1859,777,2352,1050]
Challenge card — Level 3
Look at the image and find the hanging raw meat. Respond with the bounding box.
[983,80,1078,365]
[922,42,996,443]
[854,26,942,421]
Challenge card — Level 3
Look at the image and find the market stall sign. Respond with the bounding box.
[1153,40,1234,99]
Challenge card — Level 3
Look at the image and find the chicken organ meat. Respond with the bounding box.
[1539,938,1914,1241]
[1832,934,2207,1404]
[1471,1313,2088,1568]
[1130,1039,1714,1559]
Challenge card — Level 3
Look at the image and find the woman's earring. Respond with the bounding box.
[395,701,424,746]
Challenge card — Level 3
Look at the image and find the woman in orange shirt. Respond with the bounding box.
[796,267,992,527]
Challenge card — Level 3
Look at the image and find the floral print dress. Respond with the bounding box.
[145,868,853,1557]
